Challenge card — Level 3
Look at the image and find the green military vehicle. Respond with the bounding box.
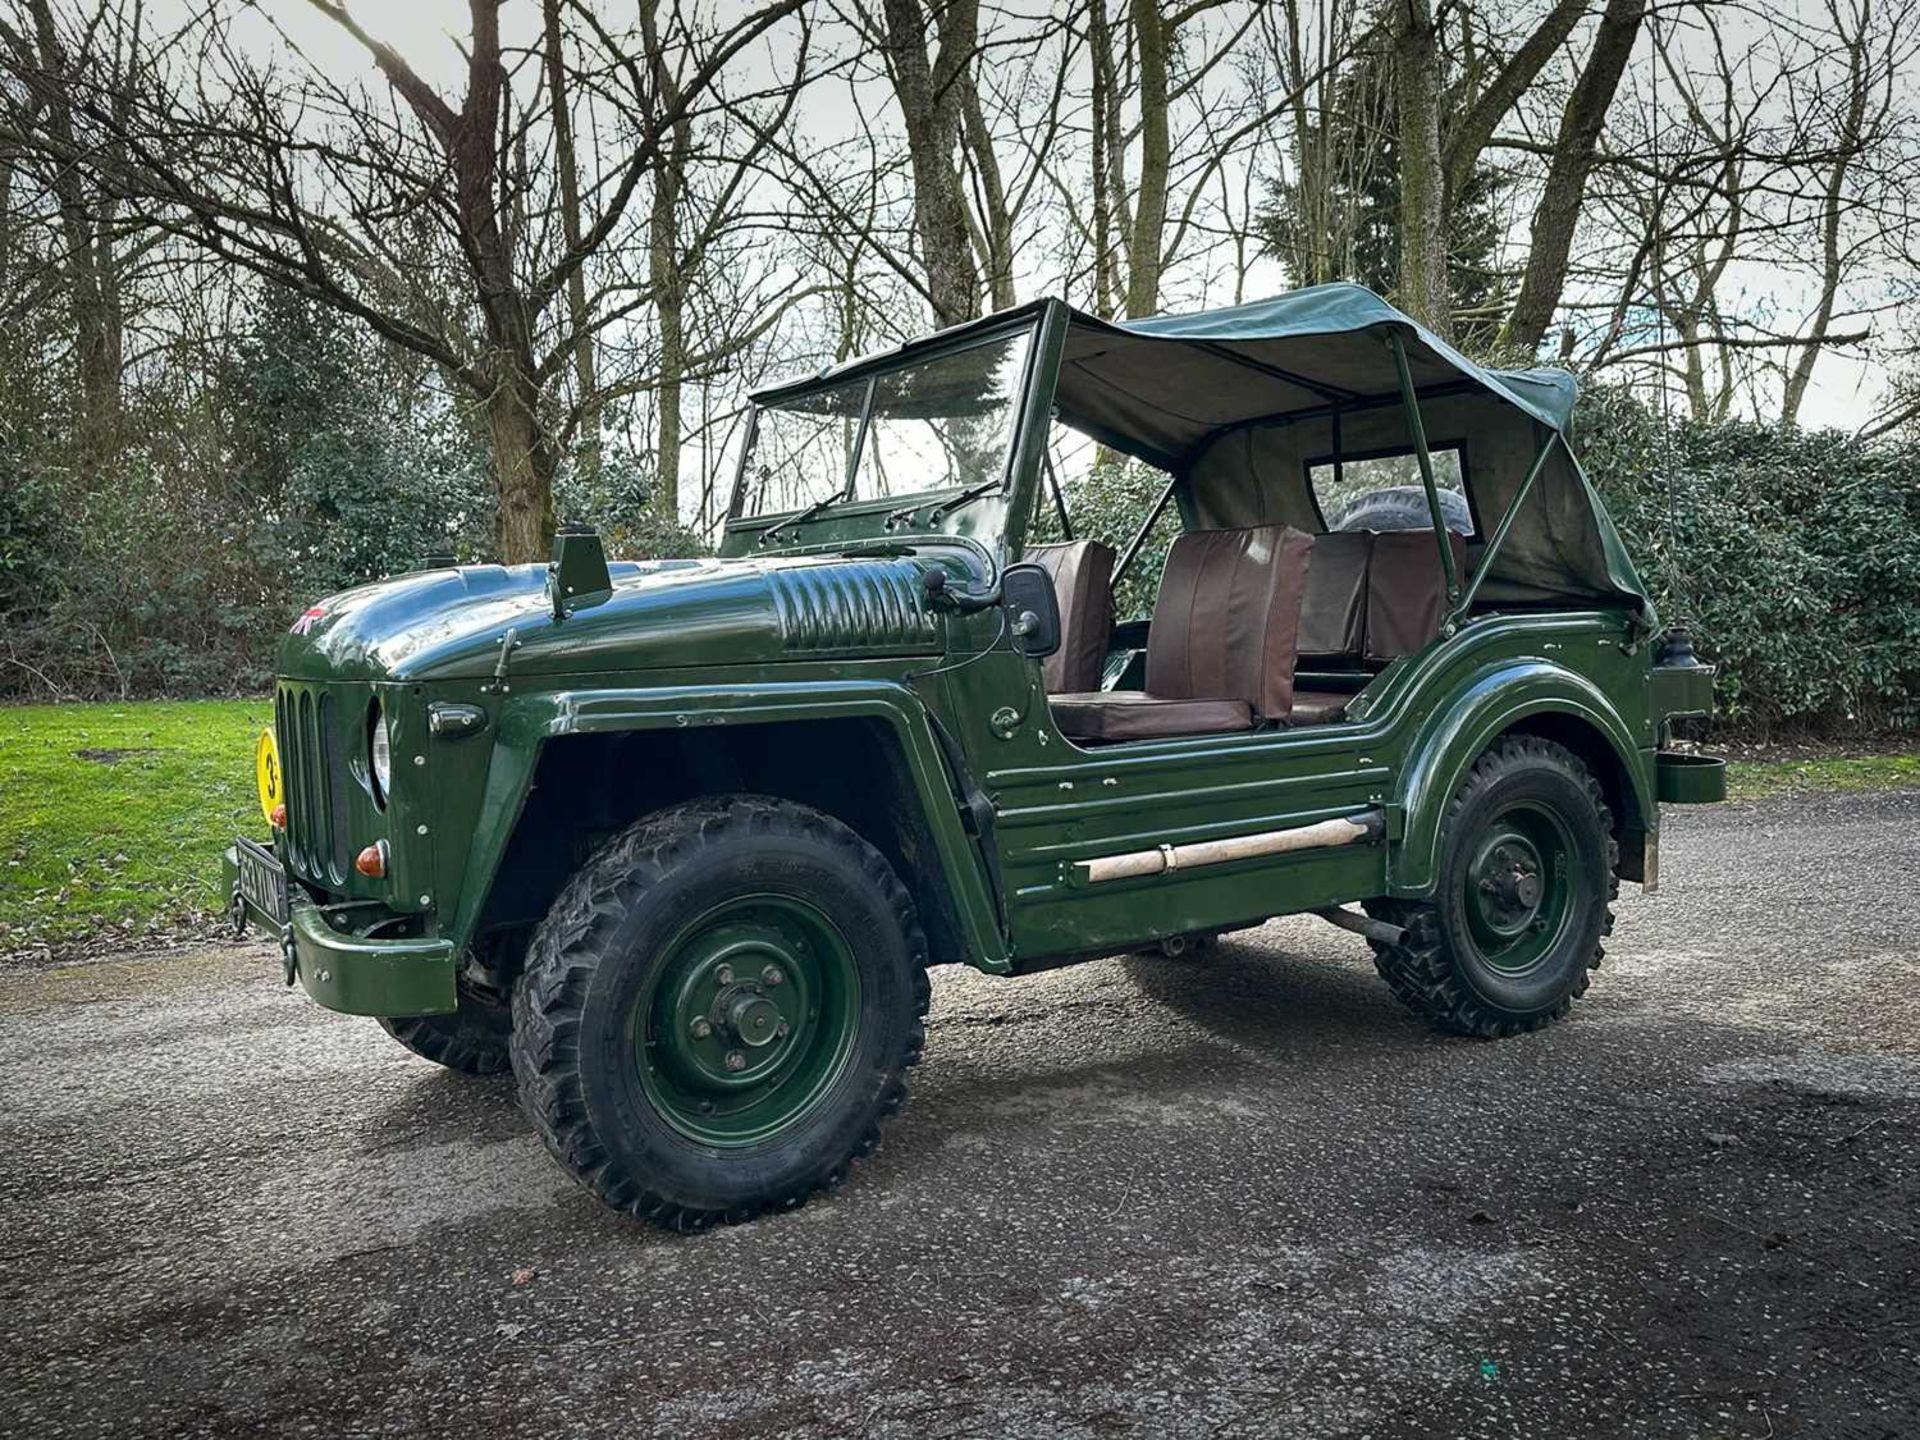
[225,285,1722,1229]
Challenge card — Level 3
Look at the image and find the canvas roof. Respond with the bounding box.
[754,285,1650,615]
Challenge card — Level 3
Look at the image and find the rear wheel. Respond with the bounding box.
[378,977,513,1076]
[1368,736,1617,1037]
[511,796,930,1229]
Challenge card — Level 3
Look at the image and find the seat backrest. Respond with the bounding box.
[1365,530,1469,659]
[1023,540,1117,694]
[1297,531,1373,660]
[1145,524,1314,719]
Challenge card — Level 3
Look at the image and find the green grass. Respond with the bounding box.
[1724,750,1920,803]
[0,699,270,953]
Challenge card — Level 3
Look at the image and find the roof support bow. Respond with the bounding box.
[1385,328,1462,606]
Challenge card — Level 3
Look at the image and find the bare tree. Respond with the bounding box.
[0,0,140,474]
[1779,0,1906,425]
[1504,0,1646,351]
[1550,0,1910,421]
[0,0,805,561]
[1389,0,1452,333]
[871,0,984,326]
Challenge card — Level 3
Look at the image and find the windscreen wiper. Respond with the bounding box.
[926,478,1007,524]
[759,487,847,546]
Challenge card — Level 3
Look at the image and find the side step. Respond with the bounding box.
[1074,809,1386,885]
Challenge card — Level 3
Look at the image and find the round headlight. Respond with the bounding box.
[370,712,392,803]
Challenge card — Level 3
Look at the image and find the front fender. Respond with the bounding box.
[1389,659,1653,896]
[446,679,1009,972]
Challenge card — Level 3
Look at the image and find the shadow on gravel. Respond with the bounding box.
[358,1067,522,1154]
[1119,935,1426,1053]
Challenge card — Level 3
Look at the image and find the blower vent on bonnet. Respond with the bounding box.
[766,560,943,654]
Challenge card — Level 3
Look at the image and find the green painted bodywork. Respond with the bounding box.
[219,852,458,1014]
[229,295,1714,1017]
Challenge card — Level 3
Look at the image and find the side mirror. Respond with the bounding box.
[999,562,1061,660]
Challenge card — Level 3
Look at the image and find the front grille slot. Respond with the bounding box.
[320,692,349,880]
[278,683,347,885]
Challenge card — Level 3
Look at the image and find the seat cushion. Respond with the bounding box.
[1024,540,1117,694]
[1287,690,1351,726]
[1297,531,1372,661]
[1365,530,1469,660]
[1050,691,1255,742]
[1145,525,1314,719]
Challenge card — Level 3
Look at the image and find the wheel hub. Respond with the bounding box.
[667,945,801,1087]
[1461,809,1574,975]
[635,899,860,1146]
[725,988,785,1048]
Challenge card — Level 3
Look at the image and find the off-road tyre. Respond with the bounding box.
[1366,736,1618,1038]
[510,796,931,1229]
[378,978,514,1075]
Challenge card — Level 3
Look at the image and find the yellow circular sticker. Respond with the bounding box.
[255,729,284,824]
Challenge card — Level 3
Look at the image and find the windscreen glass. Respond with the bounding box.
[737,327,1033,518]
[735,377,867,518]
[853,330,1031,500]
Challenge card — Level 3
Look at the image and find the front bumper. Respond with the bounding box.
[222,843,458,1017]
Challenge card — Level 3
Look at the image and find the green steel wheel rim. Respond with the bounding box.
[634,894,863,1147]
[1461,801,1575,976]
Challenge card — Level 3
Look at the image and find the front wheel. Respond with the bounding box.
[1368,736,1617,1038]
[378,977,513,1075]
[511,796,930,1229]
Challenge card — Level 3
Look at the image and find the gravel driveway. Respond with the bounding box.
[3,789,1916,1438]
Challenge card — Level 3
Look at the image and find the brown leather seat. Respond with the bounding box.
[1365,530,1468,660]
[1023,540,1117,694]
[1296,530,1372,662]
[1045,692,1254,742]
[1050,524,1314,742]
[1288,690,1351,725]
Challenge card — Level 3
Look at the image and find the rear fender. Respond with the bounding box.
[1390,660,1653,897]
[449,680,1010,973]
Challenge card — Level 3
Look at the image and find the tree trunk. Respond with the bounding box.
[1390,0,1451,337]
[1280,0,1328,287]
[487,354,557,563]
[1505,0,1646,351]
[879,0,981,327]
[1125,0,1170,318]
[542,0,598,481]
[24,0,122,474]
[641,0,693,515]
[961,75,1015,311]
[1441,0,1588,202]
[1088,0,1120,318]
[654,267,685,517]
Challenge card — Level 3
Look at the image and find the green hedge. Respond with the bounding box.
[1578,386,1920,733]
[0,295,700,701]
